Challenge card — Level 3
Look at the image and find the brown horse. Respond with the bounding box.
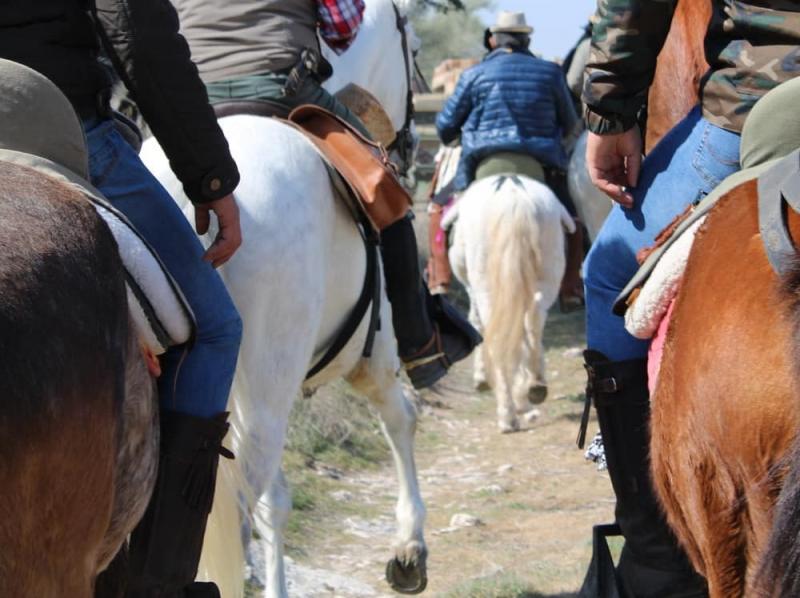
[0,161,158,597]
[637,1,800,595]
[646,0,711,151]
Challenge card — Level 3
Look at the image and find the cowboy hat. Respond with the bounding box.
[489,11,533,34]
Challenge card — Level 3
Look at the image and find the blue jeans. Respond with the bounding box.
[584,107,741,361]
[84,118,243,418]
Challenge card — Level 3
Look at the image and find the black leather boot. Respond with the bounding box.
[578,351,707,598]
[126,411,233,598]
[380,214,481,389]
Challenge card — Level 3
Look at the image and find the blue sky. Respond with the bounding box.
[478,1,597,61]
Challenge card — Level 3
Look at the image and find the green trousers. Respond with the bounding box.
[205,71,372,139]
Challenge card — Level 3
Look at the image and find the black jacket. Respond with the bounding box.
[0,0,239,203]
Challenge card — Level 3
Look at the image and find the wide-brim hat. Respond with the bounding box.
[489,11,533,34]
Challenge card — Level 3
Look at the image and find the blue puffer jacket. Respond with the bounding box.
[436,48,578,190]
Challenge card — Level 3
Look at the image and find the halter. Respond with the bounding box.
[387,2,417,178]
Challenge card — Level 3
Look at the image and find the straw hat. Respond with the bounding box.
[334,83,397,147]
[489,11,533,34]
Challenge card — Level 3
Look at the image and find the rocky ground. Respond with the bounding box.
[254,309,617,598]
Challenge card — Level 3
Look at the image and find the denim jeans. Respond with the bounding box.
[84,117,243,417]
[584,107,741,361]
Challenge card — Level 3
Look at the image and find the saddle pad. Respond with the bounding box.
[0,150,195,355]
[614,160,777,316]
[624,216,705,339]
[91,200,195,354]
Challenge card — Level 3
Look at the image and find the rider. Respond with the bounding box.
[435,11,585,311]
[581,1,800,596]
[170,0,481,389]
[2,1,243,596]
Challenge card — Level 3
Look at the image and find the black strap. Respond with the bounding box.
[758,149,800,277]
[305,231,380,380]
[387,2,415,177]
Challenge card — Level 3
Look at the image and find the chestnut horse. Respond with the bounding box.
[0,161,158,597]
[632,0,800,595]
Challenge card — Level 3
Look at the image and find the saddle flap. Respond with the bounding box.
[288,104,412,231]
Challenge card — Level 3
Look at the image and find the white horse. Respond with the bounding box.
[567,130,612,241]
[140,1,426,597]
[443,174,574,433]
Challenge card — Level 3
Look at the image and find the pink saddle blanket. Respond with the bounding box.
[647,299,676,394]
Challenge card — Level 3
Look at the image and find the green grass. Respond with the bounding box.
[282,381,391,556]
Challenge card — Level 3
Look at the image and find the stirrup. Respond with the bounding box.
[401,328,449,389]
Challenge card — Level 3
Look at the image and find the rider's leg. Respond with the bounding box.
[207,73,480,388]
[581,107,740,596]
[84,118,242,597]
[380,214,481,389]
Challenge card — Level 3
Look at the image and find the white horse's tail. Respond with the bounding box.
[197,373,254,598]
[483,178,548,383]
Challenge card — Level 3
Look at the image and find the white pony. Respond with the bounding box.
[444,174,574,433]
[140,1,426,597]
[567,130,612,241]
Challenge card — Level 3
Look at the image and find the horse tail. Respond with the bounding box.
[483,177,544,383]
[754,259,800,596]
[197,376,249,598]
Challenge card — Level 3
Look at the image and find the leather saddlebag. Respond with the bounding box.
[288,104,412,231]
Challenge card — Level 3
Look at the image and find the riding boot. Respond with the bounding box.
[126,411,233,598]
[380,214,481,389]
[578,350,707,598]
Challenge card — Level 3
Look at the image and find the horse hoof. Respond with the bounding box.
[528,384,548,405]
[386,553,428,594]
[499,419,520,434]
[475,380,491,392]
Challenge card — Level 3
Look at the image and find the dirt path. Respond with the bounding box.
[258,310,615,597]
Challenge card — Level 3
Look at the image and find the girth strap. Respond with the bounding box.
[305,231,381,380]
[758,148,800,277]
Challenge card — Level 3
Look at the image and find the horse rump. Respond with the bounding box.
[0,162,133,597]
[754,254,800,597]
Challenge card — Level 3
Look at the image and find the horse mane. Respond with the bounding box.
[646,0,711,152]
[754,253,800,596]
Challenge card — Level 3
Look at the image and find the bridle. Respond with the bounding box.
[387,2,419,179]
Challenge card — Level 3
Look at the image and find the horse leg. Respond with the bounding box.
[256,468,292,598]
[468,299,490,392]
[348,316,427,594]
[523,305,548,407]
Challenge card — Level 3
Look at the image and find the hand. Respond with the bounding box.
[194,193,242,268]
[586,126,643,208]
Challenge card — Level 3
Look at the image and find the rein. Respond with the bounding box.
[387,2,416,178]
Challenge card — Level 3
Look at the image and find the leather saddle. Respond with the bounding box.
[212,100,411,232]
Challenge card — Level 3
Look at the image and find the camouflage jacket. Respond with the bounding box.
[583,0,800,135]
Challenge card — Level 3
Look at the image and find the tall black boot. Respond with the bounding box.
[380,214,481,389]
[126,411,233,598]
[579,350,707,598]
